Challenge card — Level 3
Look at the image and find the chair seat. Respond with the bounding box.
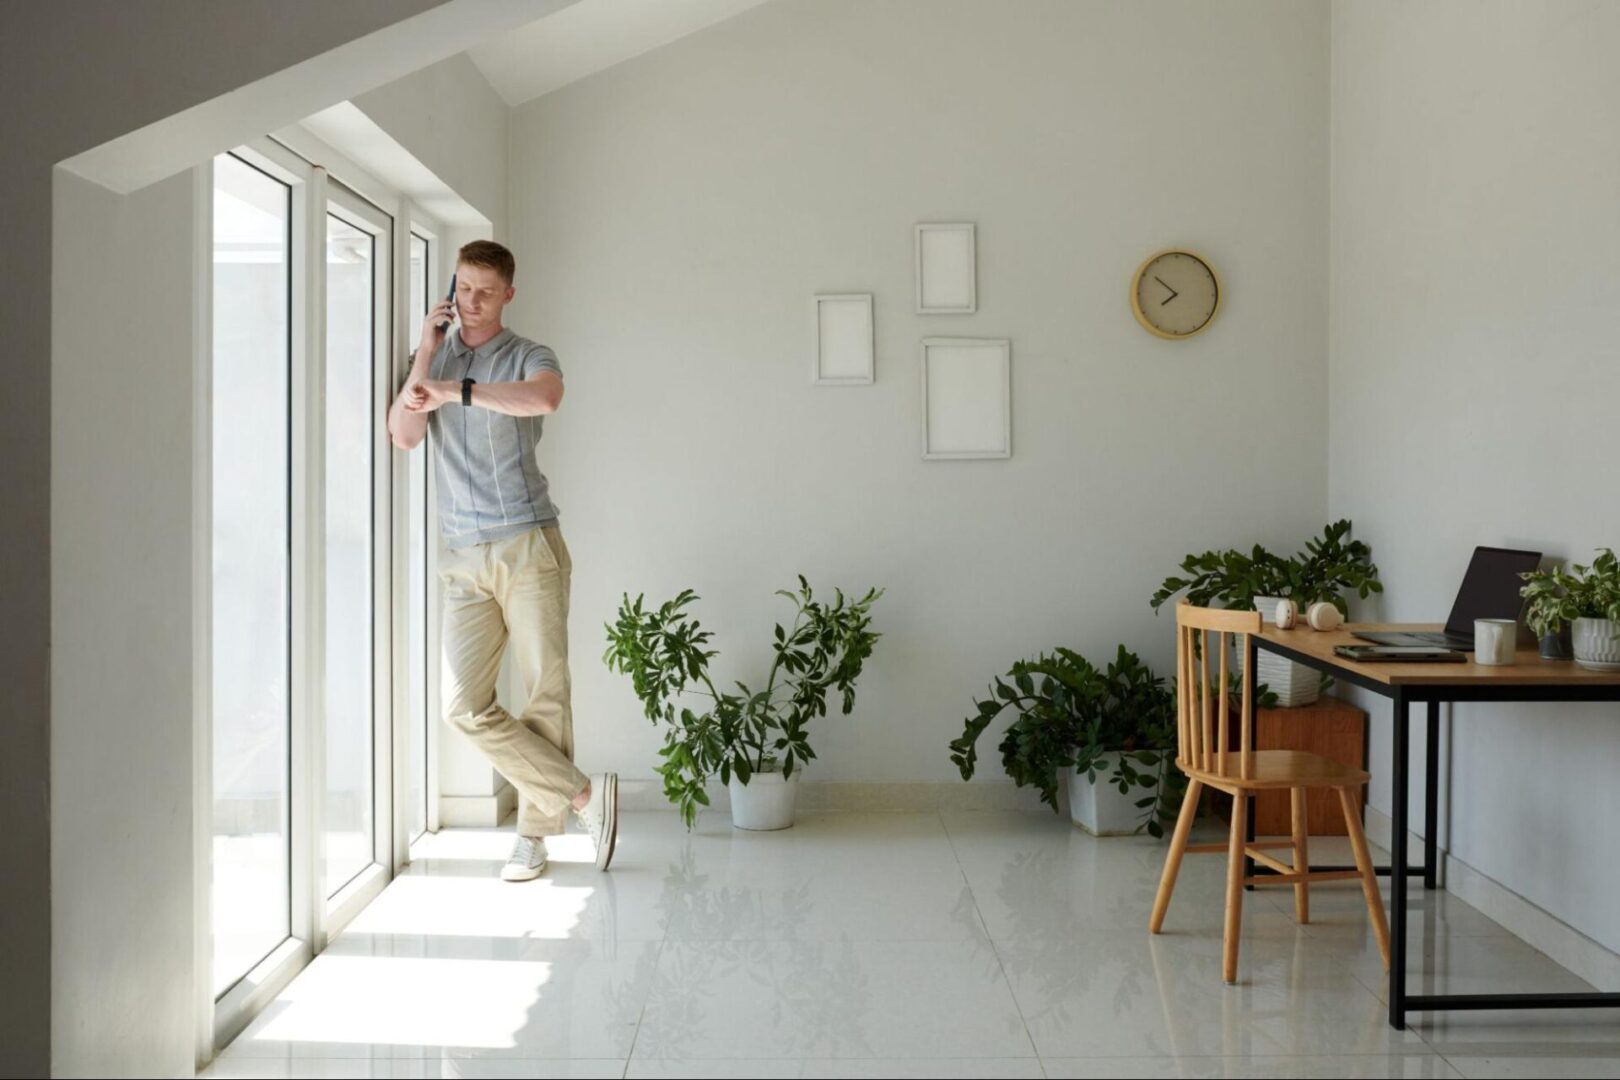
[1178,749,1369,791]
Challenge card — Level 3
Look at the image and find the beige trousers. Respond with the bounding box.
[440,525,588,837]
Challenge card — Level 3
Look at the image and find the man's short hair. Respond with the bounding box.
[457,240,516,285]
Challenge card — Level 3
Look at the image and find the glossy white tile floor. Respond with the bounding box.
[202,811,1620,1079]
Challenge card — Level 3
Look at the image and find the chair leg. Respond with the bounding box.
[1290,786,1310,924]
[1223,791,1247,984]
[1150,779,1203,933]
[1339,785,1392,970]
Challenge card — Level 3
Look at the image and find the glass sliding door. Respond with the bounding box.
[406,231,431,842]
[321,181,395,909]
[322,207,379,897]
[206,134,414,1049]
[211,152,293,995]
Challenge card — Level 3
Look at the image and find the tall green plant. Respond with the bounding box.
[603,576,883,827]
[948,645,1184,836]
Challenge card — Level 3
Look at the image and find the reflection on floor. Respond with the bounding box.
[202,810,1620,1079]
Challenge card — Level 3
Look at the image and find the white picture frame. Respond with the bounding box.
[921,337,1011,460]
[812,293,874,385]
[915,223,977,314]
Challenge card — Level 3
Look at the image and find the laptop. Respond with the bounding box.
[1354,546,1542,651]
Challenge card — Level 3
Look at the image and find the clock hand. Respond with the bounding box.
[1155,275,1179,306]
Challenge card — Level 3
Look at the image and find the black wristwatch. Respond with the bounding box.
[461,377,476,407]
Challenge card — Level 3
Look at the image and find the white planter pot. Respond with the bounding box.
[1068,753,1142,836]
[1253,596,1321,707]
[1572,617,1620,671]
[729,769,801,831]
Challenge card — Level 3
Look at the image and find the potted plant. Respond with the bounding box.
[603,576,883,829]
[1150,519,1383,706]
[948,644,1183,837]
[1520,549,1620,671]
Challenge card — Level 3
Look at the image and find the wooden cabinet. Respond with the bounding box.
[1252,695,1367,835]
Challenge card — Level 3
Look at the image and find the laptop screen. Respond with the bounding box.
[1443,546,1544,637]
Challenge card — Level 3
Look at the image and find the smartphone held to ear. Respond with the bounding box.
[438,273,457,331]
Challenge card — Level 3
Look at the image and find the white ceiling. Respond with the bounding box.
[468,0,774,106]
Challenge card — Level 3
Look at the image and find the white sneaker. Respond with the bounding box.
[501,835,547,882]
[576,772,618,870]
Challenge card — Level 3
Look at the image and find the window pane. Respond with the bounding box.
[407,233,430,841]
[324,212,375,896]
[212,153,292,994]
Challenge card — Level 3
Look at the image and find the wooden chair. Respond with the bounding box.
[1148,602,1391,983]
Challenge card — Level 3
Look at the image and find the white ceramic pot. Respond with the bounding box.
[1571,617,1620,671]
[729,768,801,831]
[1253,597,1321,707]
[1068,753,1141,836]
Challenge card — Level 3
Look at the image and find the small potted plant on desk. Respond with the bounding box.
[1521,549,1620,670]
[949,645,1182,836]
[1150,519,1383,706]
[604,576,883,830]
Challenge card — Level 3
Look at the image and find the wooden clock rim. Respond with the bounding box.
[1130,247,1221,340]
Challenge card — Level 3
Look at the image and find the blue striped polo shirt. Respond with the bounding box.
[427,327,562,549]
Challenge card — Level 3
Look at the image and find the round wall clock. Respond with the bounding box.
[1130,249,1220,339]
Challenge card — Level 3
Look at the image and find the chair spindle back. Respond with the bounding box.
[1174,601,1262,780]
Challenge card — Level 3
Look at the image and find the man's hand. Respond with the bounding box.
[403,379,456,414]
[419,299,456,351]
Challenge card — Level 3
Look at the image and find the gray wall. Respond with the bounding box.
[0,4,450,1075]
[507,0,1331,786]
[1330,0,1620,956]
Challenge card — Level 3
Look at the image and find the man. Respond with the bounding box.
[387,240,617,881]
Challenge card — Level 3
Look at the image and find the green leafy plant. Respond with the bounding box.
[948,644,1184,837]
[1148,520,1380,707]
[1520,549,1620,640]
[1149,518,1383,616]
[603,576,883,827]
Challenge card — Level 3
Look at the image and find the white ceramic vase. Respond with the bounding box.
[1571,617,1620,671]
[1252,596,1321,707]
[1067,753,1142,836]
[729,768,801,831]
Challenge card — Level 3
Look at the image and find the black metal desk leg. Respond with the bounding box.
[1425,701,1440,891]
[1389,689,1410,1030]
[1244,633,1258,889]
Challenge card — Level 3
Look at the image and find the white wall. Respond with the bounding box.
[353,53,512,238]
[1330,0,1620,954]
[50,166,202,1079]
[508,0,1331,787]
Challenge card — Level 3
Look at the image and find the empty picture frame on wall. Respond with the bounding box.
[812,293,875,385]
[915,223,977,313]
[921,337,1010,459]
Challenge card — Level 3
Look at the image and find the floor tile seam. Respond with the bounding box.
[1034,1049,1451,1060]
[625,1051,1049,1062]
[934,809,1001,943]
[620,884,677,1075]
[937,809,1045,1062]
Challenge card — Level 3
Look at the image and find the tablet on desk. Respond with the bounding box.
[1333,645,1468,663]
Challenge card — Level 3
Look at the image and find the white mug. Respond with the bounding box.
[1474,618,1517,665]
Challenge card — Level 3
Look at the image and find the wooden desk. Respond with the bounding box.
[1259,623,1620,690]
[1249,623,1620,1030]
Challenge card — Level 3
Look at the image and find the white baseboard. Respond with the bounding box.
[1360,803,1428,875]
[1365,805,1620,992]
[615,777,1052,814]
[438,784,517,827]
